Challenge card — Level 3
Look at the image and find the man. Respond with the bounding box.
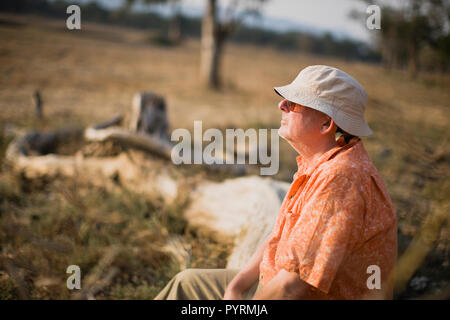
[154,65,398,300]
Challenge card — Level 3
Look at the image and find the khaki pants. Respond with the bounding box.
[154,268,262,300]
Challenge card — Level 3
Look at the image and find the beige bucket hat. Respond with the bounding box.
[274,65,373,137]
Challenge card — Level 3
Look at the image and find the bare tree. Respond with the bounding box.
[350,0,450,76]
[201,0,268,89]
[125,0,267,88]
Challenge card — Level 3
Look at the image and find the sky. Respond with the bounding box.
[180,0,371,42]
[74,0,407,44]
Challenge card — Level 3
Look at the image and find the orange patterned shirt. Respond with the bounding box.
[259,136,397,299]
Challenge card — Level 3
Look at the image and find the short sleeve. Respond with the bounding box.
[283,174,365,294]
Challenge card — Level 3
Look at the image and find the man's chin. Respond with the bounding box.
[278,127,288,140]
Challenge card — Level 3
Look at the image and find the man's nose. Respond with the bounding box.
[278,99,289,113]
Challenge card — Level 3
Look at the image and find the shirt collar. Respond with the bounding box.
[295,136,360,178]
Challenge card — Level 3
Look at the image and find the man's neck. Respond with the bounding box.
[291,137,339,172]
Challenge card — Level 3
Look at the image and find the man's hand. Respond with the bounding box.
[252,269,310,300]
[223,235,271,300]
[223,284,244,300]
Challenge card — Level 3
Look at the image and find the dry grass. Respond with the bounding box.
[0,13,449,299]
[0,171,232,299]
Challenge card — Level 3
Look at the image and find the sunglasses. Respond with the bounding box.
[281,99,304,113]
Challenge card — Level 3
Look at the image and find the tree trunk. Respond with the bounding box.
[168,0,182,44]
[381,40,392,71]
[168,14,181,44]
[408,41,419,78]
[201,0,220,89]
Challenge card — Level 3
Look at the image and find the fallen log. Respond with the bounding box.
[5,130,181,203]
[84,125,247,176]
[185,176,289,269]
[92,113,123,130]
[6,126,83,157]
[85,126,173,160]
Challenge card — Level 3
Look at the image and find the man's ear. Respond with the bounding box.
[320,116,335,135]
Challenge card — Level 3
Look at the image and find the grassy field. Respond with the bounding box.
[0,13,449,299]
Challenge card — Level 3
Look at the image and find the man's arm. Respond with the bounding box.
[224,235,270,300]
[252,269,311,300]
